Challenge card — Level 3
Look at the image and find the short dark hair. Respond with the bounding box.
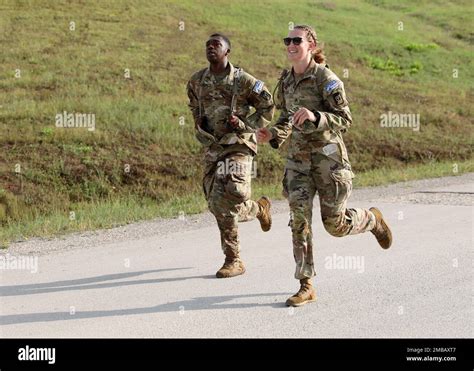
[209,33,231,50]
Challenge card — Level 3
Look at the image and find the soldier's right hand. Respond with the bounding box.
[257,127,272,143]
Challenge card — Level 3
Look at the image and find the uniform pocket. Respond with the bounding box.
[224,171,250,203]
[217,156,252,203]
[329,168,354,205]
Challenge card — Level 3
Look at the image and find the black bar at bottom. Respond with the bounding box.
[0,338,471,368]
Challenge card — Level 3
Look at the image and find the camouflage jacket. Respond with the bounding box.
[269,61,353,174]
[187,62,274,162]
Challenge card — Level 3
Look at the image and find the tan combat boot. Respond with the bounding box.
[285,278,317,307]
[369,207,393,249]
[216,257,246,278]
[256,196,272,232]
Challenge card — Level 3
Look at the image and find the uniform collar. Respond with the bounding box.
[291,60,318,84]
[201,62,237,85]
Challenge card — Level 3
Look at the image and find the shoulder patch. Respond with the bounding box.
[260,90,271,100]
[325,79,340,93]
[253,80,264,94]
[333,91,344,106]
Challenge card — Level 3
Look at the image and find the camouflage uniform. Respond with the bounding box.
[187,62,274,260]
[269,60,376,280]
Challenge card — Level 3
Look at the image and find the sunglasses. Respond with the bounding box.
[283,37,303,46]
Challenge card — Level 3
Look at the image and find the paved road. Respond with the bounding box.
[1,174,472,338]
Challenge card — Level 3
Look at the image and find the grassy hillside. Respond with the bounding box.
[0,0,472,245]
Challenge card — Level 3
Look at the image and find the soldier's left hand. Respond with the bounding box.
[293,107,316,130]
[229,115,240,128]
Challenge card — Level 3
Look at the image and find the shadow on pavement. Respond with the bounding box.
[0,292,290,326]
[0,268,291,325]
[0,268,194,297]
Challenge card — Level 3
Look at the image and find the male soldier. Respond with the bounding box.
[187,33,275,278]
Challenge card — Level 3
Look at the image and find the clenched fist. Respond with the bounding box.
[257,127,272,143]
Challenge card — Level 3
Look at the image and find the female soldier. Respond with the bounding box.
[257,25,392,307]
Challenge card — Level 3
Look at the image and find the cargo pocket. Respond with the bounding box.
[225,171,250,203]
[329,167,354,206]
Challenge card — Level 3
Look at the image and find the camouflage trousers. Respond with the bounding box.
[203,152,260,259]
[283,153,376,280]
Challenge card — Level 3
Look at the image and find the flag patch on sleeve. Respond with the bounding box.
[325,79,340,93]
[253,80,264,94]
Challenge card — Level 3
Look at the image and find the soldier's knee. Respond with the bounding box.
[214,212,237,229]
[322,214,346,237]
[220,173,249,203]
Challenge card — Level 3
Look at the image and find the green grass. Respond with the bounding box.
[352,158,473,187]
[0,0,472,245]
